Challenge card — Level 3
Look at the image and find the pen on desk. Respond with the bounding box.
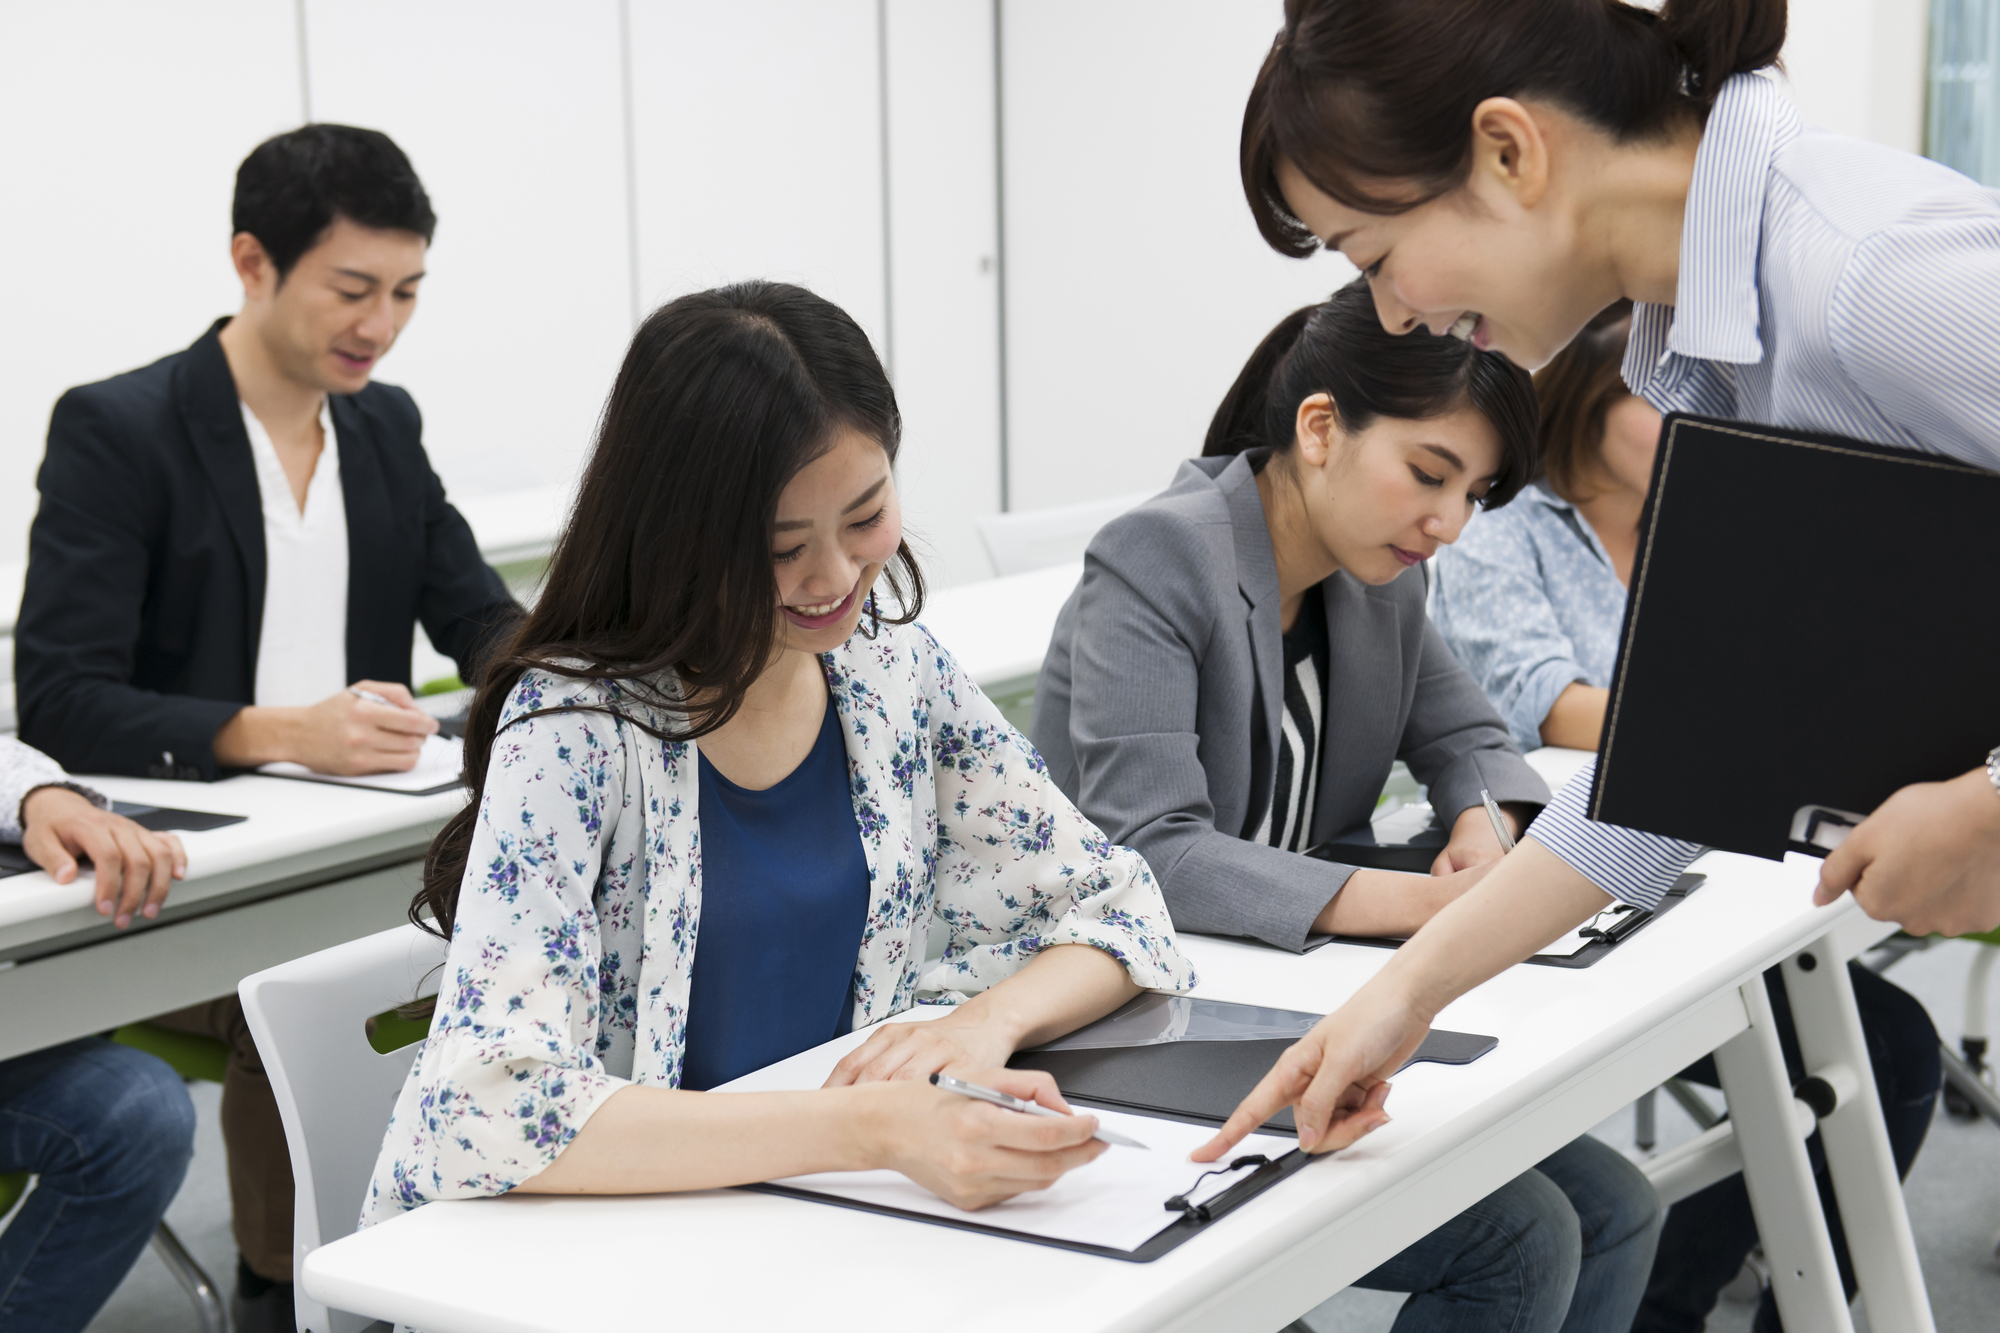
[348,686,395,708]
[929,1072,1150,1149]
[1480,789,1517,854]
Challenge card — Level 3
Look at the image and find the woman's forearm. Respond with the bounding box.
[1539,682,1609,751]
[514,1084,883,1195]
[1372,837,1613,1021]
[950,942,1142,1051]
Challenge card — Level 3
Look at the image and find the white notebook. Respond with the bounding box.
[259,734,465,795]
[766,1108,1297,1252]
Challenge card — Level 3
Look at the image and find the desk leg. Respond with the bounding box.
[1780,946,1936,1333]
[1713,973,1853,1331]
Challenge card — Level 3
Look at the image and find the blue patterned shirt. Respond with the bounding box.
[1430,485,1627,755]
[1529,71,2000,909]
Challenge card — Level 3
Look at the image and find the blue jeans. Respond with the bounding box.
[1353,1134,1663,1332]
[0,1038,197,1333]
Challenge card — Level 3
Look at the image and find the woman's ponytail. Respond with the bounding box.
[1204,305,1313,457]
[1657,0,1788,111]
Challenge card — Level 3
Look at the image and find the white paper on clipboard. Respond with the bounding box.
[259,734,465,794]
[766,1109,1295,1252]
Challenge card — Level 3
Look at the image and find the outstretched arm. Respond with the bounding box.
[1195,838,1611,1158]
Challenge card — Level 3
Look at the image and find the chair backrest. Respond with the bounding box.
[974,491,1153,577]
[239,923,447,1333]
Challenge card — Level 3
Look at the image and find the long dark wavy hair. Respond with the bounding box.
[412,281,924,940]
[1204,276,1539,508]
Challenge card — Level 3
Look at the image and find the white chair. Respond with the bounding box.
[973,490,1153,577]
[239,923,448,1333]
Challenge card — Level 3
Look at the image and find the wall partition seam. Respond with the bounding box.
[618,0,643,330]
[877,0,896,377]
[991,0,1011,511]
[294,0,313,122]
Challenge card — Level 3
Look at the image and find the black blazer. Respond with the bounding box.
[16,319,522,779]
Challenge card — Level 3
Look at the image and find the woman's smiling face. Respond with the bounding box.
[769,426,904,655]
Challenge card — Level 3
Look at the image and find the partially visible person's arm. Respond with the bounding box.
[1429,526,1592,756]
[825,942,1136,1085]
[1196,838,1611,1158]
[1539,681,1609,750]
[0,736,185,927]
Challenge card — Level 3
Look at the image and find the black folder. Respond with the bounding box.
[1591,414,2000,859]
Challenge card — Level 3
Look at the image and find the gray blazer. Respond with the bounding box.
[1031,452,1550,952]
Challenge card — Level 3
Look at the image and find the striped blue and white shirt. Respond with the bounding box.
[1530,71,2000,909]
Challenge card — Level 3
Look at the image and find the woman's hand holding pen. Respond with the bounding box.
[1431,802,1523,874]
[867,1070,1108,1210]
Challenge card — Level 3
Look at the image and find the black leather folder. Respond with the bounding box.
[1591,414,2000,859]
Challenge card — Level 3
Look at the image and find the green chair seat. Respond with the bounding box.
[109,1023,230,1086]
[0,1171,26,1218]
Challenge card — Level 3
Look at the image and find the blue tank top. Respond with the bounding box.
[680,698,871,1091]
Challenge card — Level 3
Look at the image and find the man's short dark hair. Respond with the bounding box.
[232,124,436,278]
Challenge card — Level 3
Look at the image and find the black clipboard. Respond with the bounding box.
[1591,414,2000,860]
[1306,872,1706,967]
[746,1146,1320,1262]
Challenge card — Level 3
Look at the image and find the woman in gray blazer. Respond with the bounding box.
[1032,278,1661,1333]
[1034,279,1550,955]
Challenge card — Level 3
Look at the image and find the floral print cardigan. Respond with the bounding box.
[362,622,1194,1224]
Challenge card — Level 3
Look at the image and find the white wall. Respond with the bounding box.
[304,0,632,508]
[996,0,1355,514]
[1781,0,1931,152]
[0,1,303,564]
[0,0,1948,610]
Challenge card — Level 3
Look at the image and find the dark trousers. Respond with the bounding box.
[1632,963,1940,1333]
[150,995,295,1282]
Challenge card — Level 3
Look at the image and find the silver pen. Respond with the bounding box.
[929,1072,1150,1149]
[348,686,395,707]
[1480,788,1517,853]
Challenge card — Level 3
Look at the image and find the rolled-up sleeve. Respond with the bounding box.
[365,686,634,1218]
[1525,756,1704,911]
[920,630,1194,999]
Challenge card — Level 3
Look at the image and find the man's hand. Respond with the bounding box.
[1815,767,2000,937]
[1431,802,1519,874]
[21,787,186,929]
[213,679,440,775]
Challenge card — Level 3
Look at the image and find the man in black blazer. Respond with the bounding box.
[15,124,520,1332]
[17,128,519,784]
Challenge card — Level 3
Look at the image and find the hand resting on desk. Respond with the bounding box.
[212,678,440,776]
[20,786,185,929]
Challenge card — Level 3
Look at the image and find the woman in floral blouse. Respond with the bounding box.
[363,282,1192,1225]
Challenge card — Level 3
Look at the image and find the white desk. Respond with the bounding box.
[299,849,1929,1333]
[0,774,463,1062]
[920,561,1082,689]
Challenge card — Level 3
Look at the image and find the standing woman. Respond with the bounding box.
[1201,0,2000,1165]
